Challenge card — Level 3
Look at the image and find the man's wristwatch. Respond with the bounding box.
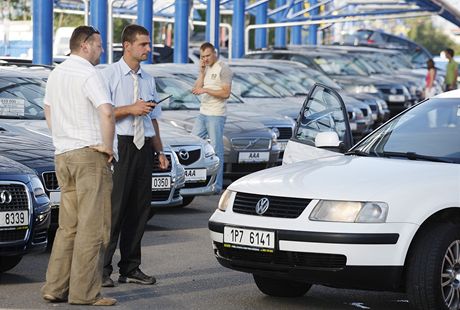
[156,151,164,155]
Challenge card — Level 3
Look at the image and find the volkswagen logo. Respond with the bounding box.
[0,190,12,204]
[390,88,397,95]
[178,149,189,161]
[255,197,270,215]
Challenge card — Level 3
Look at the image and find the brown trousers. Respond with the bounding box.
[41,148,112,304]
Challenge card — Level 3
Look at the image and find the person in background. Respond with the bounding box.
[424,58,437,98]
[444,48,458,91]
[100,24,169,288]
[191,42,232,194]
[41,25,116,306]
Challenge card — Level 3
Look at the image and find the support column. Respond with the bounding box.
[32,0,53,65]
[290,2,302,45]
[90,0,108,63]
[206,0,220,51]
[138,0,153,63]
[255,2,268,49]
[274,0,286,48]
[232,0,245,58]
[174,0,189,63]
[308,0,318,45]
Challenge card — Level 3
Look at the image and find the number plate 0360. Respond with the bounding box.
[223,227,275,249]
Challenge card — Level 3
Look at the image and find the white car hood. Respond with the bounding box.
[229,155,460,204]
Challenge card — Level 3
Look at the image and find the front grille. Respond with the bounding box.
[184,176,212,189]
[42,172,59,191]
[233,192,311,218]
[0,228,27,242]
[0,184,29,212]
[276,127,293,140]
[151,190,172,202]
[216,243,346,270]
[175,149,201,165]
[360,108,369,117]
[153,154,172,172]
[229,163,270,173]
[380,88,403,95]
[231,138,270,150]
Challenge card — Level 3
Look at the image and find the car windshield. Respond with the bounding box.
[350,98,460,163]
[0,76,46,120]
[155,76,200,110]
[313,55,368,76]
[232,74,282,98]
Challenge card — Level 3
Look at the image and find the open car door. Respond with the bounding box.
[283,83,353,164]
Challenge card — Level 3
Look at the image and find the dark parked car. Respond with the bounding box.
[0,155,50,273]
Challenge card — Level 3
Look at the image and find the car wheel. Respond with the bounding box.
[406,223,460,310]
[179,196,194,208]
[253,274,312,297]
[0,255,22,273]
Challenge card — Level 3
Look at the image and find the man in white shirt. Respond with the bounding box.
[192,42,232,193]
[41,25,116,306]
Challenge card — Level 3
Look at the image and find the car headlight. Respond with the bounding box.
[204,142,216,158]
[29,175,46,197]
[218,190,233,212]
[271,127,280,138]
[309,200,388,223]
[270,130,278,144]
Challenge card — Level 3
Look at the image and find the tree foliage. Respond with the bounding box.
[407,18,460,56]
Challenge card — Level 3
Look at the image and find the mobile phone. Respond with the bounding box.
[147,94,172,105]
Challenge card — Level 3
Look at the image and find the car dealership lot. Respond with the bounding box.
[1,194,411,310]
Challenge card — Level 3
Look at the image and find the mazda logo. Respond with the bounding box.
[255,197,270,215]
[0,190,12,204]
[178,149,189,160]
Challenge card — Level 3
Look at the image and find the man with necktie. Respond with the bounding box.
[100,24,169,287]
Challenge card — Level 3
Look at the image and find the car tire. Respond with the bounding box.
[406,222,460,310]
[0,255,22,273]
[253,274,312,297]
[179,196,195,208]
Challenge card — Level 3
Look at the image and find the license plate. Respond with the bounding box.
[238,152,269,163]
[152,176,171,190]
[224,226,275,250]
[49,191,61,206]
[388,95,405,102]
[278,141,288,151]
[350,122,357,131]
[184,169,207,182]
[0,211,29,227]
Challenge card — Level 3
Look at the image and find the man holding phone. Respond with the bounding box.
[100,24,168,287]
[192,42,232,193]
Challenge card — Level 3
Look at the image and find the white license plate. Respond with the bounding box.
[372,114,378,121]
[388,95,405,102]
[224,226,275,250]
[0,211,29,227]
[152,176,171,190]
[238,152,270,163]
[184,169,207,182]
[278,141,288,151]
[49,191,61,206]
[350,122,357,131]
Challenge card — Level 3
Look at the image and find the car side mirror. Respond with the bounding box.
[315,132,346,153]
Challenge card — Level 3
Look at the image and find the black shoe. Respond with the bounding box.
[102,276,115,287]
[118,268,156,285]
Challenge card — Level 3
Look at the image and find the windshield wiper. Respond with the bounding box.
[380,151,454,163]
[345,150,370,157]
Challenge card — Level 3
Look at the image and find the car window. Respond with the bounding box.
[232,74,282,98]
[294,86,348,146]
[0,77,46,120]
[155,77,200,110]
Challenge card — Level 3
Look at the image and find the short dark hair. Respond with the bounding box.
[69,25,100,52]
[426,58,435,69]
[445,48,454,57]
[200,42,215,52]
[121,24,149,44]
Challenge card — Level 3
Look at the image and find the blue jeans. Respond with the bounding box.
[192,114,226,192]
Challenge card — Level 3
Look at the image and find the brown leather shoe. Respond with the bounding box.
[92,297,117,306]
[43,294,67,303]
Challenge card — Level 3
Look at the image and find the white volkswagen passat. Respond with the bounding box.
[209,84,460,310]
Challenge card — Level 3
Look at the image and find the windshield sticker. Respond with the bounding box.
[0,98,25,116]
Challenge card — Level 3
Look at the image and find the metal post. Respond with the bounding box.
[138,0,153,63]
[83,0,89,25]
[291,2,302,45]
[255,2,268,49]
[275,0,286,48]
[32,0,53,65]
[174,0,189,63]
[107,0,114,64]
[90,0,108,63]
[206,0,220,51]
[308,0,318,45]
[232,0,245,58]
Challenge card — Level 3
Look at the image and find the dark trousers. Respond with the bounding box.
[103,135,153,277]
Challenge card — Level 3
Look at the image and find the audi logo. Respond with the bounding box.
[0,190,12,204]
[178,149,189,160]
[255,197,270,215]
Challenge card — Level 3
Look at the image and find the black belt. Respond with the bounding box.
[117,135,152,141]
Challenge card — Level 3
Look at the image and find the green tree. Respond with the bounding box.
[407,18,460,56]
